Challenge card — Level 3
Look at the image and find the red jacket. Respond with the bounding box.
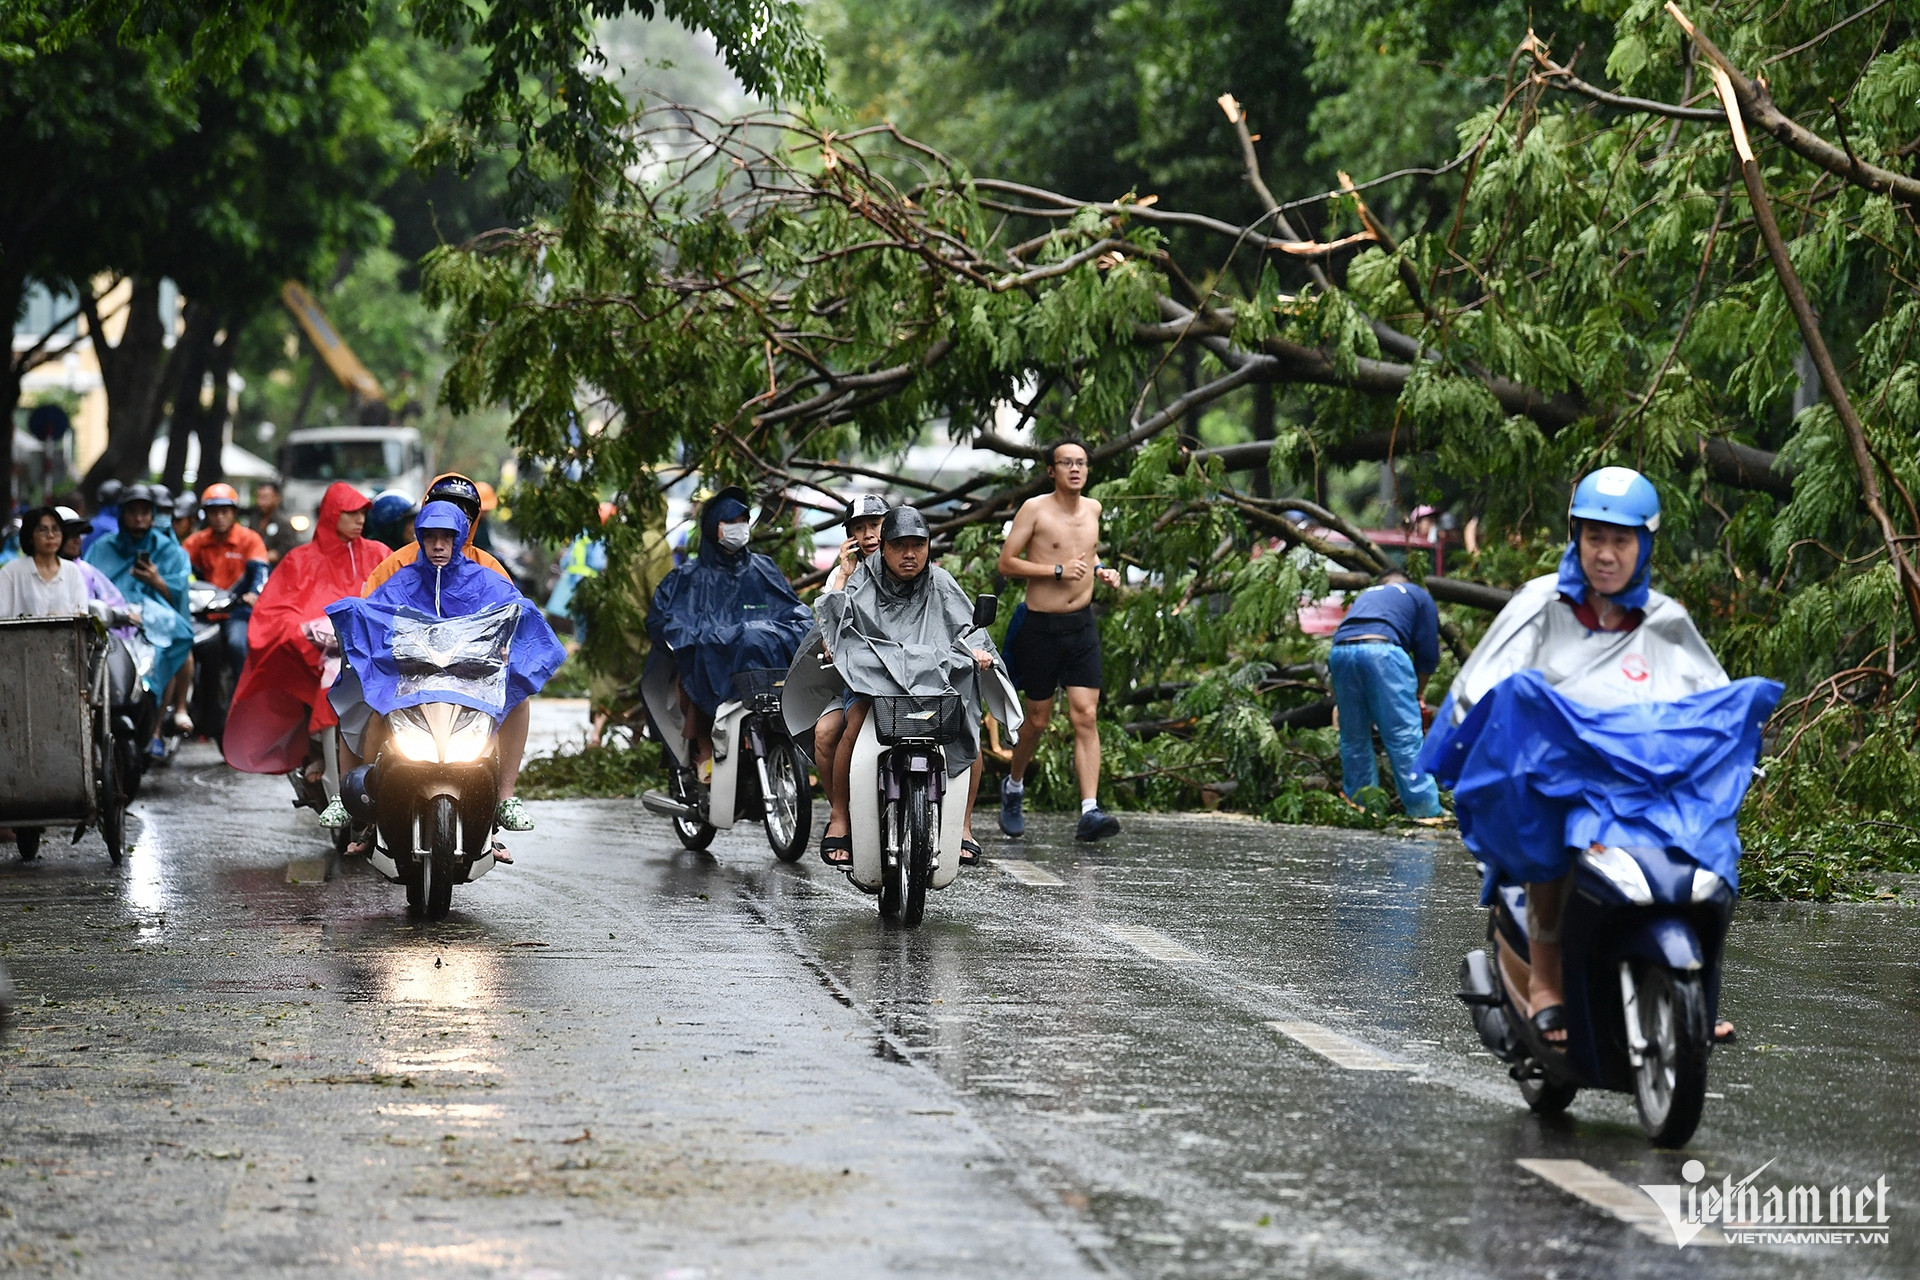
[223,483,391,772]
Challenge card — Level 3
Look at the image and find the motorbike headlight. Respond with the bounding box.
[1579,844,1654,905]
[388,707,438,762]
[443,707,494,763]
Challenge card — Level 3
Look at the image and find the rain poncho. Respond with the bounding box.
[1419,539,1780,896]
[644,496,812,716]
[83,517,193,696]
[785,557,1022,778]
[79,505,117,557]
[327,503,564,735]
[361,472,511,594]
[223,483,391,773]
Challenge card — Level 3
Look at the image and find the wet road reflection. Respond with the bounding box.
[1,708,1914,1278]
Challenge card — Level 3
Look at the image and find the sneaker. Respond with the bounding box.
[1074,806,1120,842]
[998,778,1026,838]
[496,796,534,832]
[317,797,350,829]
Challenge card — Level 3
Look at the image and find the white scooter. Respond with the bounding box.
[639,665,811,861]
[843,595,1000,927]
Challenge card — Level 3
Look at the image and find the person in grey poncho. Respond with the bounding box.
[784,506,1022,869]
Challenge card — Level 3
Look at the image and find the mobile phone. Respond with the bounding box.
[135,552,151,569]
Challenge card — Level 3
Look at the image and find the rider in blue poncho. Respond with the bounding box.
[1418,468,1780,1047]
[84,483,196,756]
[326,501,566,859]
[645,486,813,778]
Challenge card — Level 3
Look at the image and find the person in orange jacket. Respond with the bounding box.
[358,472,533,859]
[361,473,510,591]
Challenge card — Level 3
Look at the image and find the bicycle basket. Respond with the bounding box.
[872,694,967,744]
[731,667,788,713]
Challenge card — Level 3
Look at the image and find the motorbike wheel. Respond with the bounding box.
[1517,1064,1578,1115]
[900,774,932,927]
[762,739,811,863]
[1631,964,1710,1147]
[192,661,235,750]
[404,859,426,912]
[879,798,904,920]
[673,811,716,851]
[95,706,125,865]
[15,829,41,862]
[418,796,457,921]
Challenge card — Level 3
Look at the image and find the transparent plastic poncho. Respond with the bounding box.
[389,601,518,713]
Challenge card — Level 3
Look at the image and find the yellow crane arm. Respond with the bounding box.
[281,280,385,406]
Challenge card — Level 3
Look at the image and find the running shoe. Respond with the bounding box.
[998,777,1026,837]
[1074,806,1120,842]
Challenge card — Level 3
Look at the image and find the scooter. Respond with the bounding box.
[106,629,160,799]
[640,666,811,861]
[1456,842,1734,1147]
[338,604,511,921]
[840,595,999,928]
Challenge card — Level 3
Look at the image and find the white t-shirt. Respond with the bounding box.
[0,555,91,619]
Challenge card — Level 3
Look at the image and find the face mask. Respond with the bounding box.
[717,521,751,551]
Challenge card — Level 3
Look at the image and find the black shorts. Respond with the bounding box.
[1009,605,1102,700]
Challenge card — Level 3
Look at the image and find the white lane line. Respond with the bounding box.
[991,858,1064,887]
[1517,1159,1726,1246]
[1266,1021,1419,1072]
[1107,924,1208,963]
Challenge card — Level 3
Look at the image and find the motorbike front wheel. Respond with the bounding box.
[900,774,932,927]
[411,796,456,921]
[879,797,904,920]
[1631,964,1710,1147]
[762,739,811,863]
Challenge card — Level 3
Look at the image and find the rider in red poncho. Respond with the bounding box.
[223,483,391,786]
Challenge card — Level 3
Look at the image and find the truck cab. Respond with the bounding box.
[278,426,431,525]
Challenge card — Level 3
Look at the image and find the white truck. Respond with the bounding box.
[278,425,432,523]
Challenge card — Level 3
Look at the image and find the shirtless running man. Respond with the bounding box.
[995,438,1123,841]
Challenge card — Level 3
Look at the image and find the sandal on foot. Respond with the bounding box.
[959,838,983,867]
[819,835,853,867]
[490,840,514,865]
[1713,1019,1736,1044]
[1532,1004,1569,1046]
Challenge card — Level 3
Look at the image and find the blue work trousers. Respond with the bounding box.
[222,615,250,682]
[1327,641,1441,818]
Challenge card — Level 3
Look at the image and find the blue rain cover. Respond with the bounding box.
[646,543,813,716]
[327,503,564,722]
[1417,669,1782,896]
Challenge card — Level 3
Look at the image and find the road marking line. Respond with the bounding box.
[1107,924,1207,963]
[1265,1021,1419,1071]
[990,858,1063,887]
[1517,1159,1725,1246]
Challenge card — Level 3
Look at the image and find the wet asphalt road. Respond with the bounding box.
[1,700,1915,1278]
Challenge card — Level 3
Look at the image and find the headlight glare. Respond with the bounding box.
[443,708,494,763]
[388,707,438,762]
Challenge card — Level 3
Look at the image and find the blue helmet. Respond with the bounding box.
[1569,466,1660,533]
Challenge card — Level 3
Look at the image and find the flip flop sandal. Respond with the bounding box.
[1531,1004,1569,1046]
[1713,1020,1737,1044]
[819,835,853,868]
[491,840,514,865]
[959,838,983,867]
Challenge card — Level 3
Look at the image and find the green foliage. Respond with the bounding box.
[518,738,666,800]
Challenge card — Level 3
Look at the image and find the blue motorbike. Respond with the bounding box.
[1457,842,1734,1146]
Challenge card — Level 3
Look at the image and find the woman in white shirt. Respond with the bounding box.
[0,507,91,618]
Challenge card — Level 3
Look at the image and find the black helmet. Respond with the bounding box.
[96,478,124,508]
[120,482,156,510]
[150,485,176,515]
[425,474,483,520]
[847,493,890,521]
[881,505,930,542]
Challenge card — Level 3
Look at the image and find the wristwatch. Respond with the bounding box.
[1054,563,1063,579]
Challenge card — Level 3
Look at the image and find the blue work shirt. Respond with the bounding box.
[1331,581,1440,678]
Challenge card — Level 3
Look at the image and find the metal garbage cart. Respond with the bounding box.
[0,615,124,863]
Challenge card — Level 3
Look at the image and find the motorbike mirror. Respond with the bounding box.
[972,594,998,629]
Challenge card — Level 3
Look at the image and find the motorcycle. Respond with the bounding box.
[338,604,513,921]
[640,666,811,861]
[105,626,160,798]
[1456,843,1734,1147]
[837,594,998,928]
[187,579,245,749]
